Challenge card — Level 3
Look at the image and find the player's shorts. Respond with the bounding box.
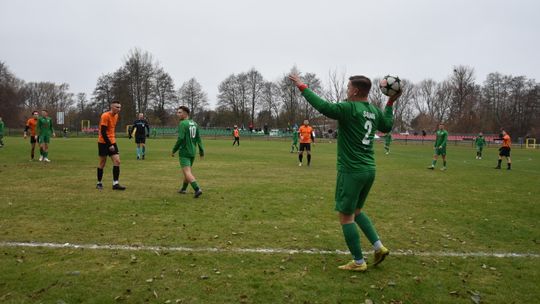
[434,146,446,156]
[135,136,146,144]
[499,147,511,157]
[30,136,37,144]
[299,143,311,152]
[476,146,484,152]
[179,156,195,168]
[38,135,50,144]
[98,143,119,157]
[335,170,375,214]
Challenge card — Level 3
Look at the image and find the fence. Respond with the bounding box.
[1,128,538,148]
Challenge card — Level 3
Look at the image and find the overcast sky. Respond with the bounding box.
[1,0,539,107]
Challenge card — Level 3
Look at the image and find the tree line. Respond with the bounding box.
[1,48,539,138]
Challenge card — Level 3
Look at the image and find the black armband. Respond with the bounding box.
[100,125,112,146]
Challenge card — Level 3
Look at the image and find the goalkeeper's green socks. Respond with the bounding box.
[342,223,363,261]
[355,212,380,245]
[431,159,437,167]
[181,182,189,191]
[190,181,200,192]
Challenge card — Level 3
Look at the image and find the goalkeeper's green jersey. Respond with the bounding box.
[301,88,393,172]
[37,116,54,136]
[172,119,204,158]
[475,136,486,147]
[434,129,448,148]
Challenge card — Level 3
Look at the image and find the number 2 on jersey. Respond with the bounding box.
[362,120,373,145]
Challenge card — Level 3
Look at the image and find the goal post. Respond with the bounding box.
[525,138,537,149]
[81,120,90,131]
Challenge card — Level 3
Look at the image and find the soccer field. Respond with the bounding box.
[0,137,539,303]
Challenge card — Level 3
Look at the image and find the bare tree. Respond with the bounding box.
[277,66,302,126]
[325,68,347,102]
[123,48,155,114]
[92,73,114,113]
[246,68,264,128]
[392,79,415,132]
[178,77,209,122]
[368,78,386,109]
[0,61,25,126]
[151,67,176,125]
[259,81,279,127]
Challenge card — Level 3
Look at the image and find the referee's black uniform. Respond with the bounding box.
[130,119,150,143]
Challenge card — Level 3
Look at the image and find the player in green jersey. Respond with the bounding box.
[383,133,392,154]
[474,132,486,159]
[37,109,56,162]
[290,127,299,153]
[428,123,448,170]
[290,73,401,272]
[0,116,4,147]
[171,106,205,198]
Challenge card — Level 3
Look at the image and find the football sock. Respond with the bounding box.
[342,222,363,261]
[431,160,437,167]
[507,163,511,169]
[113,166,120,181]
[136,147,140,157]
[97,168,103,182]
[142,146,145,155]
[443,161,447,167]
[355,258,365,265]
[307,154,311,165]
[181,182,189,191]
[190,181,200,191]
[40,148,43,156]
[44,151,48,158]
[497,159,502,167]
[299,154,303,163]
[354,212,380,245]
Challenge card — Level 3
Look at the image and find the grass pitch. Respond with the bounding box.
[0,137,539,303]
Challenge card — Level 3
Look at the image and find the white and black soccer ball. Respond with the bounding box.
[379,75,401,97]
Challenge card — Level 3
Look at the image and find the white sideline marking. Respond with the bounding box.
[0,241,538,258]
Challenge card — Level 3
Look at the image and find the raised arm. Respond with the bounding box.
[289,74,343,120]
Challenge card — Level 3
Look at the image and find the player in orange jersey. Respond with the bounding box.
[232,125,240,146]
[298,119,314,166]
[495,129,512,170]
[23,111,40,160]
[96,101,126,190]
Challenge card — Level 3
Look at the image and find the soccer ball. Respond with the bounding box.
[379,75,401,96]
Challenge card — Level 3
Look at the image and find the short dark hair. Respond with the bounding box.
[111,100,121,105]
[41,109,48,113]
[178,106,190,114]
[349,76,371,97]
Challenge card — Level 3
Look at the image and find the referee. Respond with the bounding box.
[129,113,150,160]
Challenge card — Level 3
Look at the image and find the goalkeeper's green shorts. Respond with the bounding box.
[179,156,195,168]
[334,170,375,215]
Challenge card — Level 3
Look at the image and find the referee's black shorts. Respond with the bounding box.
[135,136,146,144]
[98,143,119,157]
